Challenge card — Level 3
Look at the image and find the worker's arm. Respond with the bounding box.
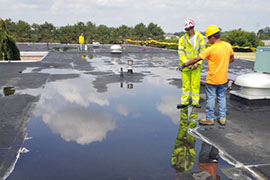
[178,56,203,71]
[185,56,203,66]
[230,55,234,63]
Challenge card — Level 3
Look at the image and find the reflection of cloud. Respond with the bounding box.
[31,76,124,145]
[157,95,179,124]
[115,104,130,116]
[42,107,115,145]
[51,78,109,107]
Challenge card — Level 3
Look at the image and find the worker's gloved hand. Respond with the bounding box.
[192,63,198,70]
[177,64,186,71]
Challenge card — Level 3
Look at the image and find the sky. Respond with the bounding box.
[1,0,269,33]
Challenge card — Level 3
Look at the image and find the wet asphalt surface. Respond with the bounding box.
[0,43,269,180]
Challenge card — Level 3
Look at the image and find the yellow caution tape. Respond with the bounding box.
[125,39,256,51]
[125,39,177,46]
[232,45,256,51]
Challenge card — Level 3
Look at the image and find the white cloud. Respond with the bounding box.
[13,3,38,9]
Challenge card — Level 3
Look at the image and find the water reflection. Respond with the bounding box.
[39,107,115,145]
[171,107,222,179]
[115,104,130,116]
[0,87,16,96]
[157,95,179,124]
[171,107,197,172]
[32,76,118,145]
[198,142,220,179]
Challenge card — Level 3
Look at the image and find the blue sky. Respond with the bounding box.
[1,0,269,33]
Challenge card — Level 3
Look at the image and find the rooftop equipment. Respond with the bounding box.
[110,45,122,54]
[230,47,270,105]
[92,42,100,47]
[254,47,270,73]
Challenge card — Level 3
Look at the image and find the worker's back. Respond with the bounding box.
[201,41,233,85]
[79,35,84,44]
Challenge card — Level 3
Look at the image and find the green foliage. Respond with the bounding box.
[2,19,269,52]
[156,39,178,50]
[14,20,32,42]
[221,29,264,52]
[95,25,110,44]
[0,20,20,60]
[257,27,270,40]
[174,32,185,37]
[147,23,164,41]
[133,23,149,40]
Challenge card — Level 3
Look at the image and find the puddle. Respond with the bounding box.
[52,47,77,52]
[22,67,82,75]
[21,67,40,73]
[0,87,16,97]
[3,53,243,180]
[7,73,232,179]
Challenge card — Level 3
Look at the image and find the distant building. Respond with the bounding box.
[165,33,179,40]
[262,40,270,46]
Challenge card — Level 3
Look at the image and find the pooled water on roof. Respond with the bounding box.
[7,51,233,180]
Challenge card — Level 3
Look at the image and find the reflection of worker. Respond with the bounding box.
[177,19,205,109]
[198,142,220,179]
[79,33,84,51]
[171,107,197,172]
[179,25,234,126]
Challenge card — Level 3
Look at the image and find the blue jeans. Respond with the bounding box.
[205,83,227,120]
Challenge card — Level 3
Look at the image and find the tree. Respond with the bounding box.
[108,27,121,44]
[15,20,31,42]
[118,25,132,40]
[133,23,149,40]
[39,22,57,42]
[95,25,110,44]
[84,21,96,43]
[0,19,20,60]
[222,29,264,51]
[257,27,270,40]
[57,25,76,44]
[147,23,164,41]
[31,23,41,42]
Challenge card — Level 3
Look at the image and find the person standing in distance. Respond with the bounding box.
[177,19,206,109]
[79,33,85,51]
[179,25,234,126]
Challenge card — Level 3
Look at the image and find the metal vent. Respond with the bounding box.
[230,73,270,100]
[110,45,122,54]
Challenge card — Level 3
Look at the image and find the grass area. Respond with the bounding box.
[234,52,256,60]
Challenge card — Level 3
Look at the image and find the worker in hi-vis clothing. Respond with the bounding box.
[177,19,205,109]
[79,33,84,51]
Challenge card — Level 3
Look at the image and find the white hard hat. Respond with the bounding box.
[184,18,195,29]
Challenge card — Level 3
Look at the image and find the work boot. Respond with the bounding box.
[177,104,188,109]
[199,118,214,125]
[218,118,226,126]
[192,104,201,108]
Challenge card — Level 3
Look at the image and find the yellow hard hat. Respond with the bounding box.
[205,25,220,38]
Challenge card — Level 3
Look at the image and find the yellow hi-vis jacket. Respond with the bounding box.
[178,31,205,70]
[79,35,84,44]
